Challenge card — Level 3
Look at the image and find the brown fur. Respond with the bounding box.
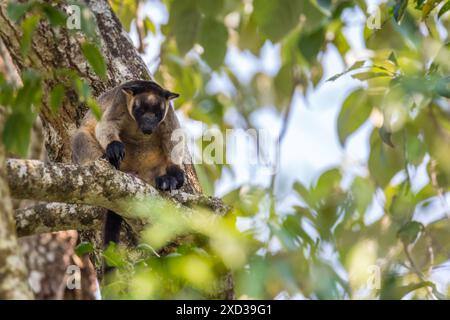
[71,81,180,185]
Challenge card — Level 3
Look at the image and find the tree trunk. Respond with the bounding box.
[0,33,97,299]
[0,0,232,298]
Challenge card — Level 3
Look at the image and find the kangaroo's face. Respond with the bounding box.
[122,81,179,135]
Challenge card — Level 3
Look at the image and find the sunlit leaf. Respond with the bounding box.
[49,84,65,113]
[378,126,394,148]
[41,3,66,26]
[393,0,409,23]
[103,243,127,268]
[337,89,372,146]
[422,0,440,19]
[438,0,450,17]
[368,129,405,187]
[298,28,325,64]
[351,176,375,215]
[75,242,95,257]
[198,0,224,16]
[252,0,302,42]
[81,42,107,79]
[2,112,35,157]
[7,1,34,21]
[327,60,365,82]
[397,221,424,245]
[198,18,227,70]
[110,0,137,32]
[168,0,201,55]
[20,14,40,55]
[143,17,156,34]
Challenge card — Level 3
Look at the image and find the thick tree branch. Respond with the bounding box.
[15,203,103,237]
[7,158,229,237]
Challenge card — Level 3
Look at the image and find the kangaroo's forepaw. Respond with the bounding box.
[105,141,125,169]
[155,165,184,191]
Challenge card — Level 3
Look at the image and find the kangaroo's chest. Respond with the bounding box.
[119,140,166,184]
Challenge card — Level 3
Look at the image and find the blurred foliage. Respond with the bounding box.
[2,0,103,156]
[2,0,450,299]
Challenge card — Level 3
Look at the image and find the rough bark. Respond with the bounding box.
[7,158,228,235]
[15,203,103,237]
[19,231,97,300]
[0,34,96,300]
[0,0,200,192]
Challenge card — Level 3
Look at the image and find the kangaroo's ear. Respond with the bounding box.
[122,89,135,119]
[121,88,134,97]
[165,90,180,100]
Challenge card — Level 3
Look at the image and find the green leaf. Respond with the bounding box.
[269,221,298,250]
[168,0,201,55]
[41,3,66,26]
[198,0,224,16]
[222,186,265,217]
[49,84,65,113]
[143,17,156,35]
[252,0,302,42]
[351,71,391,81]
[14,70,42,113]
[435,76,450,98]
[282,214,315,248]
[368,129,405,187]
[109,0,137,32]
[351,176,375,214]
[333,30,350,56]
[397,221,424,245]
[393,0,409,23]
[72,76,90,100]
[327,60,365,82]
[293,181,313,208]
[81,42,107,79]
[337,89,372,146]
[418,219,450,266]
[238,14,264,55]
[422,0,440,19]
[7,1,34,21]
[415,0,426,9]
[381,277,434,299]
[0,81,14,106]
[438,0,450,17]
[378,126,394,147]
[198,18,228,70]
[298,28,325,64]
[87,97,102,120]
[299,0,328,32]
[389,190,416,224]
[274,64,295,108]
[310,168,342,206]
[404,124,425,165]
[388,52,398,65]
[103,243,126,268]
[20,14,40,55]
[75,242,95,257]
[317,0,332,10]
[76,4,98,40]
[2,112,36,157]
[2,70,41,157]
